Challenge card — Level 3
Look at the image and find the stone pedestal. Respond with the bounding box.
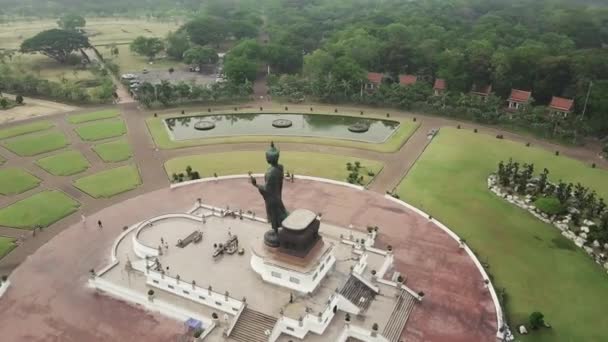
[279,209,320,257]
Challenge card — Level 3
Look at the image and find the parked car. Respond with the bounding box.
[121,73,136,80]
[142,69,149,74]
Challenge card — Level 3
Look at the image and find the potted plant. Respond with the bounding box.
[344,313,350,323]
[371,322,379,337]
[212,312,219,326]
[193,329,203,340]
[147,289,155,301]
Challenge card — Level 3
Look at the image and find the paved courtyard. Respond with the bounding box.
[0,179,497,341]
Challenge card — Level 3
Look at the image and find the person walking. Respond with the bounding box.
[98,220,103,229]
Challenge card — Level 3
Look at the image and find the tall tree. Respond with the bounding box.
[182,16,227,47]
[57,14,86,31]
[20,29,90,64]
[165,31,190,60]
[224,55,257,83]
[130,37,164,61]
[183,46,218,71]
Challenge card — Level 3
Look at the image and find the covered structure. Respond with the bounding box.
[365,72,384,91]
[433,79,446,95]
[507,89,532,111]
[548,96,574,117]
[399,74,417,86]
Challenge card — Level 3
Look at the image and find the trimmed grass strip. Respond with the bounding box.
[0,190,79,229]
[36,150,90,176]
[3,131,69,156]
[0,120,53,139]
[0,168,41,195]
[164,151,383,186]
[92,139,132,162]
[74,165,141,198]
[0,236,17,259]
[67,109,120,124]
[75,119,126,141]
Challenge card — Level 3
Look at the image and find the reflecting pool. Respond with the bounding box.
[164,113,400,143]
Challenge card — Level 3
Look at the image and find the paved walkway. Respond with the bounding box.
[0,180,497,342]
[0,101,606,276]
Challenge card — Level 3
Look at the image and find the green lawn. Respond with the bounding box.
[395,127,608,342]
[2,131,69,156]
[92,139,133,162]
[0,121,53,139]
[74,165,141,198]
[0,236,17,260]
[0,190,79,229]
[164,151,383,186]
[67,109,120,124]
[106,44,185,73]
[0,168,41,195]
[74,119,127,141]
[146,111,419,152]
[36,150,90,176]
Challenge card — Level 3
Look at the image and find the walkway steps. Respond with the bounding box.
[382,290,418,342]
[228,307,277,342]
[339,275,377,312]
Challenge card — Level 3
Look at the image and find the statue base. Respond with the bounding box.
[264,230,280,248]
[251,239,336,293]
[278,209,320,257]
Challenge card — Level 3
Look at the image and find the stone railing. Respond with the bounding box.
[146,269,244,315]
[170,174,366,191]
[488,174,608,274]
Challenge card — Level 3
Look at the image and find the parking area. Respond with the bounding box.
[122,69,218,90]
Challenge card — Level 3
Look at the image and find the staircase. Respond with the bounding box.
[339,275,377,312]
[382,290,418,342]
[229,307,277,342]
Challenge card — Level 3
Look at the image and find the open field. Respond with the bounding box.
[9,54,97,83]
[0,168,41,195]
[0,18,180,49]
[396,128,608,342]
[164,152,384,186]
[74,119,126,141]
[74,165,141,198]
[104,44,185,73]
[2,131,69,156]
[0,190,79,229]
[92,139,132,162]
[0,236,16,260]
[36,150,90,176]
[0,95,78,124]
[67,109,120,124]
[147,111,419,152]
[0,121,53,139]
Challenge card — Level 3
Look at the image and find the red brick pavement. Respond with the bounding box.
[0,179,496,342]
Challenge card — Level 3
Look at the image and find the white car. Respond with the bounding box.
[121,73,136,80]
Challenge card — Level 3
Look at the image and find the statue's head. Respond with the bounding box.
[266,141,280,165]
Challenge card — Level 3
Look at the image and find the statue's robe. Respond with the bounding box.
[258,163,288,230]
